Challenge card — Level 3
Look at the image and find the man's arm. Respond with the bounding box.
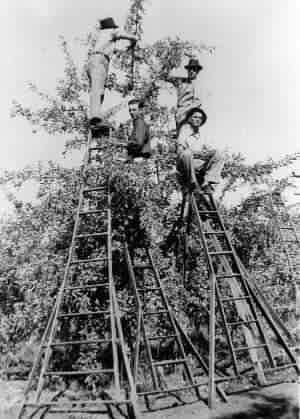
[113,30,138,44]
[177,124,193,153]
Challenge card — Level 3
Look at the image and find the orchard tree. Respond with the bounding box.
[1,0,299,370]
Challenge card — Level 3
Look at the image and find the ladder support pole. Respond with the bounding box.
[208,273,216,409]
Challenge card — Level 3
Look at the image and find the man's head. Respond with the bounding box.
[187,108,207,131]
[128,99,142,120]
[184,58,203,81]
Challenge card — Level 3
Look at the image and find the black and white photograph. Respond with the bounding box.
[0,1,299,418]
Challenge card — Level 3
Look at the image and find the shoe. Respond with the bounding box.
[90,121,112,138]
[201,181,218,194]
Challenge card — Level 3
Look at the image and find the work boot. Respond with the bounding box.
[90,120,112,138]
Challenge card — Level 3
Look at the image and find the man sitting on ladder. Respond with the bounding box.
[176,107,225,195]
[87,17,138,137]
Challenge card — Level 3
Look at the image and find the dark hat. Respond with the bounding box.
[99,17,119,30]
[184,58,203,71]
[186,107,207,126]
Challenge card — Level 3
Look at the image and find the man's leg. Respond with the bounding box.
[87,53,109,127]
[195,150,225,191]
[177,149,199,193]
[202,150,225,187]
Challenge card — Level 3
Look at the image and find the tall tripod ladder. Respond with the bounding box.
[185,191,299,406]
[17,130,140,419]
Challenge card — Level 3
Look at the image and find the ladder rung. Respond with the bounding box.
[227,320,258,327]
[64,283,109,291]
[79,209,107,216]
[45,369,114,376]
[234,344,267,352]
[209,251,233,256]
[204,231,226,235]
[153,359,186,367]
[221,296,250,302]
[71,257,107,265]
[83,187,106,194]
[144,310,168,316]
[58,310,110,318]
[48,338,111,346]
[216,273,241,279]
[134,264,152,269]
[279,227,294,230]
[75,232,107,239]
[137,287,160,292]
[147,334,177,340]
[89,147,104,152]
[198,210,218,214]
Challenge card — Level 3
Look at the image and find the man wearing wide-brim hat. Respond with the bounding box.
[176,107,225,196]
[87,17,138,137]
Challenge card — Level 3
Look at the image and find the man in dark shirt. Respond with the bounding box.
[127,99,151,160]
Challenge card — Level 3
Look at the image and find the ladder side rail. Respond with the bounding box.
[206,216,275,370]
[206,218,268,383]
[112,281,141,418]
[247,282,299,372]
[190,195,237,375]
[233,248,295,342]
[212,198,292,358]
[172,315,228,402]
[124,244,143,384]
[34,133,95,402]
[214,282,239,375]
[107,186,120,393]
[34,180,88,402]
[124,245,160,389]
[208,196,278,363]
[23,301,57,398]
[146,248,201,400]
[237,261,299,371]
[270,193,299,278]
[190,194,216,280]
[208,271,216,408]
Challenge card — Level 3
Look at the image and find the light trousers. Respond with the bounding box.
[87,53,110,122]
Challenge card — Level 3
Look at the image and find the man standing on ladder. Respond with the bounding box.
[87,17,138,137]
[167,58,203,135]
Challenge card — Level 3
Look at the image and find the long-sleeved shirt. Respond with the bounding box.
[177,123,203,156]
[168,76,202,126]
[93,29,136,58]
[127,117,151,156]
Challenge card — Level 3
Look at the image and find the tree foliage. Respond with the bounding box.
[2,0,299,374]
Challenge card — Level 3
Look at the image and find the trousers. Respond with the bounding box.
[87,53,110,123]
[177,148,225,190]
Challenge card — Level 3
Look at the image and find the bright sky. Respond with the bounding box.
[0,0,300,209]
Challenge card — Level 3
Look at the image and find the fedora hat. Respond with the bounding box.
[99,17,119,30]
[184,58,203,71]
[186,107,207,126]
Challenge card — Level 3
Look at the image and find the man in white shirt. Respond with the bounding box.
[87,17,138,136]
[168,58,203,134]
[177,108,225,194]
